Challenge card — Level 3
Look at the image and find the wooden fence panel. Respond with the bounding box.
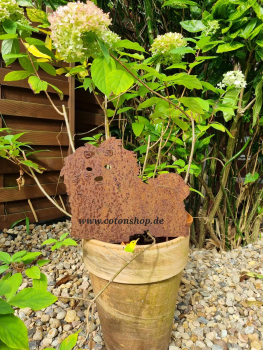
[0,55,74,230]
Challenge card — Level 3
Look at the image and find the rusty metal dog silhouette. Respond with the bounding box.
[61,138,190,243]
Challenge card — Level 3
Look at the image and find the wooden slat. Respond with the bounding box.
[0,207,69,230]
[4,195,68,214]
[76,110,104,126]
[1,128,69,146]
[26,146,68,158]
[0,183,66,202]
[5,116,66,133]
[4,171,63,187]
[2,86,68,106]
[0,68,69,95]
[0,99,66,121]
[0,157,64,174]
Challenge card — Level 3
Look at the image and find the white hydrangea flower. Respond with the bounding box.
[150,32,186,65]
[217,70,247,90]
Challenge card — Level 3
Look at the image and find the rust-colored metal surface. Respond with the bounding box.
[61,137,190,242]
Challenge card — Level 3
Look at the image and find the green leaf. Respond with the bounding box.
[113,39,145,52]
[0,280,11,297]
[180,20,206,32]
[0,314,29,349]
[166,63,187,70]
[170,47,196,55]
[91,57,116,96]
[52,242,63,251]
[32,273,48,290]
[18,56,37,74]
[2,53,26,60]
[21,252,42,265]
[2,39,19,65]
[256,40,263,47]
[25,266,41,279]
[253,81,263,127]
[201,81,219,94]
[62,238,78,246]
[163,0,198,6]
[172,117,189,131]
[132,123,144,137]
[244,172,259,185]
[25,37,45,46]
[83,78,92,91]
[178,97,204,114]
[2,20,17,34]
[60,232,69,241]
[97,39,110,63]
[0,300,14,315]
[9,288,57,310]
[193,98,209,111]
[4,273,22,302]
[42,239,57,245]
[221,88,240,122]
[173,159,185,167]
[48,83,63,100]
[0,34,17,40]
[37,259,50,267]
[0,266,9,275]
[0,253,11,265]
[4,71,31,82]
[240,18,258,39]
[11,251,27,263]
[171,73,203,90]
[26,8,49,25]
[28,76,48,93]
[217,42,244,53]
[107,70,134,95]
[38,62,56,76]
[138,97,161,109]
[60,330,81,350]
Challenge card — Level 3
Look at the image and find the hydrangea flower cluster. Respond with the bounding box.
[49,1,120,62]
[150,32,186,65]
[202,20,220,36]
[0,0,30,33]
[217,70,247,90]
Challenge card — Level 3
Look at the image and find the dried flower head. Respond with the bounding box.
[217,70,247,90]
[49,1,119,62]
[150,32,186,65]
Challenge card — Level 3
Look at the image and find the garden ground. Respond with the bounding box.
[1,222,263,350]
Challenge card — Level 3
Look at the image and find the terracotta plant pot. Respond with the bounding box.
[83,214,193,350]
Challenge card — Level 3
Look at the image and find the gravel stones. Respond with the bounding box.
[1,222,263,350]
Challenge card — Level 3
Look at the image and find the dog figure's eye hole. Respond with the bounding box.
[86,167,93,172]
[104,164,112,169]
[104,150,113,157]
[84,151,95,159]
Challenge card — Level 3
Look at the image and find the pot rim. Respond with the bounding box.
[83,213,193,251]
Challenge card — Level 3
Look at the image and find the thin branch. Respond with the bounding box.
[62,105,75,153]
[184,117,195,184]
[22,152,72,217]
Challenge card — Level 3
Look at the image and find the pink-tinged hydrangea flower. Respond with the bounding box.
[150,32,186,65]
[49,1,120,62]
[0,0,29,32]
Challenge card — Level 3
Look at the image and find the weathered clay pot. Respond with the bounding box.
[83,214,193,350]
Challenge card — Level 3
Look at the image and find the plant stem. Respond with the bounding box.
[184,117,195,184]
[62,105,75,153]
